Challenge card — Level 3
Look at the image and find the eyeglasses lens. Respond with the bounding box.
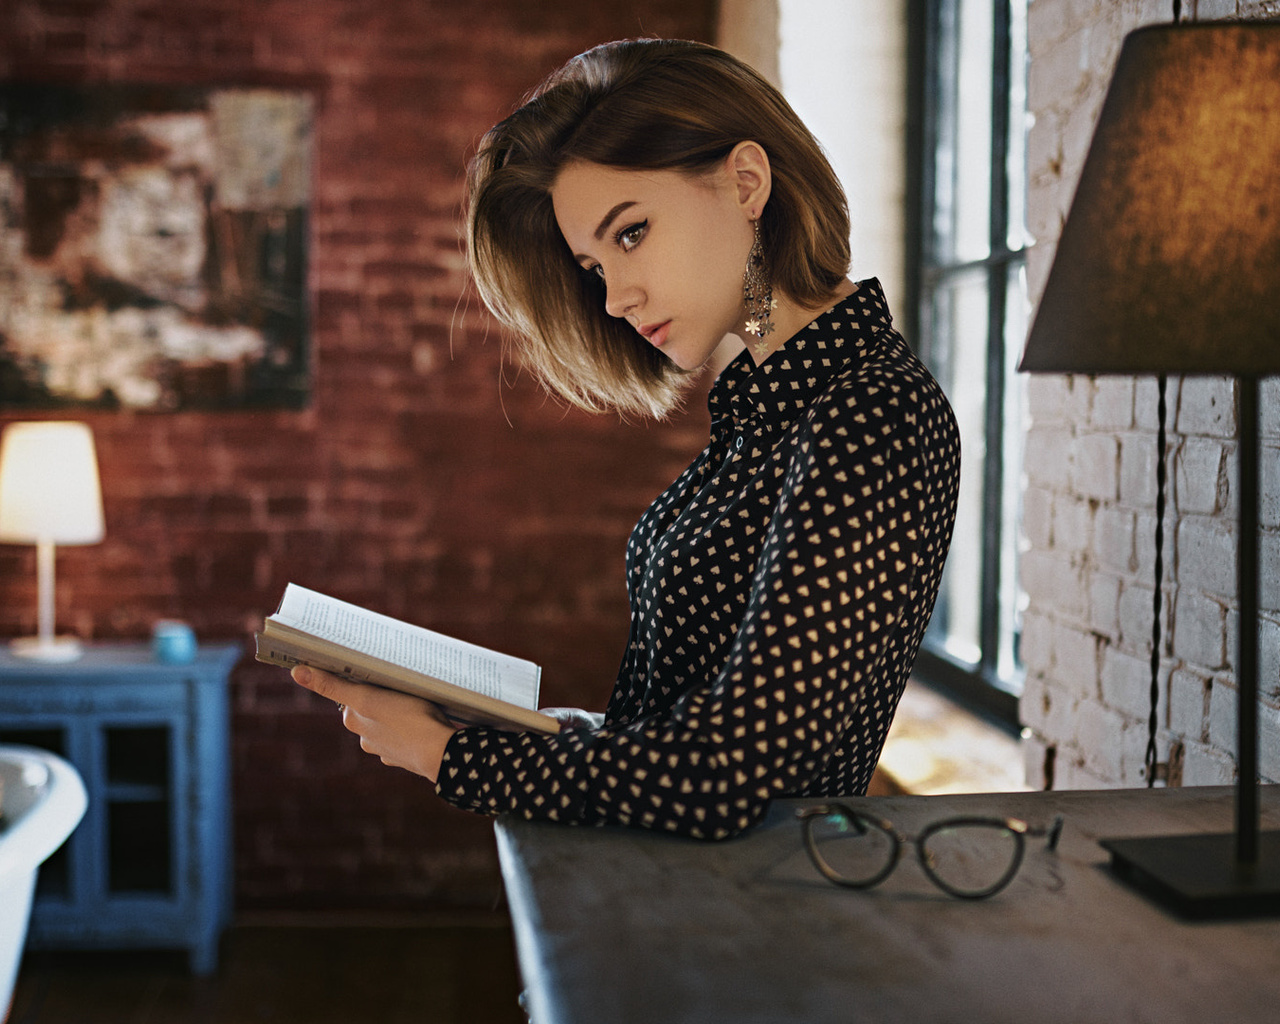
[808,810,896,887]
[920,822,1021,898]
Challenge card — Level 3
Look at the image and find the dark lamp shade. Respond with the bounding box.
[1019,23,1280,376]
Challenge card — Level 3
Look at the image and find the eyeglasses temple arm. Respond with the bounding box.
[1047,815,1065,851]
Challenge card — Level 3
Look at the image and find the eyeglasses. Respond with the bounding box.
[797,803,1064,900]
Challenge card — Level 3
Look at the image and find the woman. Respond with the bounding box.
[293,38,960,840]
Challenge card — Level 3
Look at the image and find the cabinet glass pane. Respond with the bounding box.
[107,801,172,894]
[104,726,173,895]
[105,726,170,791]
[0,726,66,756]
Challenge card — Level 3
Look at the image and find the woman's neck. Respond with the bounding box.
[742,277,857,366]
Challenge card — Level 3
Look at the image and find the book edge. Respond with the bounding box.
[256,625,560,735]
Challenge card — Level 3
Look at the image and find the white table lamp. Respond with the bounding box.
[0,421,105,661]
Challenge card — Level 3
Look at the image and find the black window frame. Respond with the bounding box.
[904,0,1026,729]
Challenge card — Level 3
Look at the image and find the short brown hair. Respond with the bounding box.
[466,39,850,418]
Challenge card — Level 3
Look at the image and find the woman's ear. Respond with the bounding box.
[727,140,772,218]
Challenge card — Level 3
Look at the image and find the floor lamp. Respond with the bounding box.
[1019,22,1280,917]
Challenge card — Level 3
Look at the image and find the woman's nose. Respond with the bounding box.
[604,278,641,321]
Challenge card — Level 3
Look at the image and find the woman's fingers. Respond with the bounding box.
[288,664,458,781]
[291,664,361,708]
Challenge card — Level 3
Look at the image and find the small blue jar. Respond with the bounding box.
[152,620,198,664]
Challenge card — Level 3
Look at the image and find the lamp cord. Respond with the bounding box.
[1146,374,1168,787]
[1145,0,1184,787]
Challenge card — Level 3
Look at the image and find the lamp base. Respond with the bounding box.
[9,635,84,662]
[1101,831,1280,919]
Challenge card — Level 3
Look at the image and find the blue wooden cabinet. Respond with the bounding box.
[0,642,240,974]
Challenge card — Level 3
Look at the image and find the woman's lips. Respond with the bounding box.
[638,321,671,348]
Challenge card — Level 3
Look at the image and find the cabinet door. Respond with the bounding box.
[78,707,196,944]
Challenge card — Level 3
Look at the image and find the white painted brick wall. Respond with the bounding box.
[1020,0,1279,790]
[1118,434,1158,507]
[1091,377,1135,432]
[1074,434,1121,502]
[1176,376,1237,439]
[1174,438,1228,516]
[1168,667,1210,739]
[1117,580,1164,651]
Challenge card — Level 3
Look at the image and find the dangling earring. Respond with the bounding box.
[742,218,776,353]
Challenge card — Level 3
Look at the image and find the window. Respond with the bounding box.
[907,0,1029,723]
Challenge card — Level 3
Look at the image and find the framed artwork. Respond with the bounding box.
[0,83,313,410]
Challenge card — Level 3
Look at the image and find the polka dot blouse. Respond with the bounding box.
[437,279,960,839]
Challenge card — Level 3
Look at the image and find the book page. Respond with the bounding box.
[274,585,539,709]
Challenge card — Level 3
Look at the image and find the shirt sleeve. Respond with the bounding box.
[436,365,959,839]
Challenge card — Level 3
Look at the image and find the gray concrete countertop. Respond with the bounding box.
[498,786,1280,1024]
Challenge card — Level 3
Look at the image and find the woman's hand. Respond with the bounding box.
[291,665,460,783]
[539,706,605,731]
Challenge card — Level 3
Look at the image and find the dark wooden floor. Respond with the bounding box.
[8,915,526,1024]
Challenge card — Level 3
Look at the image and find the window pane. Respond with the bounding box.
[1006,0,1030,252]
[924,268,989,665]
[999,262,1030,683]
[915,0,1030,714]
[933,0,994,264]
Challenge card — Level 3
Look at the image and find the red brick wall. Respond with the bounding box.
[0,0,717,910]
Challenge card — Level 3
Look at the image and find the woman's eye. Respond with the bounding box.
[615,220,647,252]
[581,220,645,282]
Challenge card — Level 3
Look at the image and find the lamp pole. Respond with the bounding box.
[35,537,57,651]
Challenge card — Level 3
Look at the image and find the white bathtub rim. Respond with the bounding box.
[0,745,88,889]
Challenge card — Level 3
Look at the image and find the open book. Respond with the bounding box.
[255,584,559,734]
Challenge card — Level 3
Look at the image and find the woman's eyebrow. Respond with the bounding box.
[594,201,638,240]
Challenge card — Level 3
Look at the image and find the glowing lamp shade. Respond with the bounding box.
[0,421,105,661]
[1020,23,1280,376]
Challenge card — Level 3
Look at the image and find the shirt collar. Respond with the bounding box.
[709,277,894,434]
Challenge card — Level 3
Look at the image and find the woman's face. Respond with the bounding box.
[551,158,757,372]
